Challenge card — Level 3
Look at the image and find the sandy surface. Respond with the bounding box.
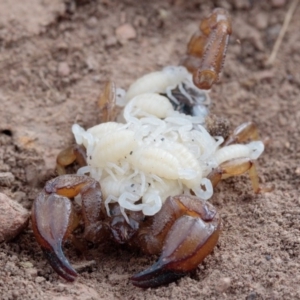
[0,0,300,299]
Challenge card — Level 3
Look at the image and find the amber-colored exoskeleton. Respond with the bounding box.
[33,118,272,288]
[32,179,220,287]
[31,8,272,289]
[182,8,232,90]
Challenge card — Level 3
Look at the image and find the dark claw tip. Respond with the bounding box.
[131,261,185,288]
[43,247,78,282]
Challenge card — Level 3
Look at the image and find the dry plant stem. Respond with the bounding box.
[73,260,97,271]
[266,0,299,66]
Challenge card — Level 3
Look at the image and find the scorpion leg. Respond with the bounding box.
[98,81,118,123]
[31,175,103,281]
[223,121,260,146]
[56,145,87,175]
[56,81,119,175]
[131,195,220,288]
[208,122,274,193]
[208,157,274,193]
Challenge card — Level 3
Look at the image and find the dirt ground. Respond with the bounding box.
[0,0,300,299]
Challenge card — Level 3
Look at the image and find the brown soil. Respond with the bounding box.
[0,0,300,299]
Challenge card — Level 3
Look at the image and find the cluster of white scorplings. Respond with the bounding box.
[72,66,264,222]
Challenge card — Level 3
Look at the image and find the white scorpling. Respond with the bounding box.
[72,91,264,222]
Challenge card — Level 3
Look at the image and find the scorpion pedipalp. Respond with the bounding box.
[31,192,78,281]
[31,175,104,281]
[131,195,220,288]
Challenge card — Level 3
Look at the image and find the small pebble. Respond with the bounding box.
[0,172,15,186]
[85,56,98,71]
[26,268,38,278]
[232,0,250,9]
[158,8,170,20]
[35,276,46,283]
[25,165,39,187]
[105,36,118,47]
[19,261,34,269]
[254,12,268,30]
[271,0,286,8]
[115,23,136,42]
[134,15,148,27]
[12,291,20,298]
[0,193,29,242]
[246,291,258,300]
[57,62,70,77]
[108,274,129,282]
[215,277,231,292]
[14,191,26,203]
[55,283,67,292]
[265,254,272,261]
[86,16,98,29]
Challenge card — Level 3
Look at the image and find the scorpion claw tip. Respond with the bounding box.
[131,260,184,288]
[42,247,78,282]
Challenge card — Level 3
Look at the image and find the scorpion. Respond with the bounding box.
[31,8,272,288]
